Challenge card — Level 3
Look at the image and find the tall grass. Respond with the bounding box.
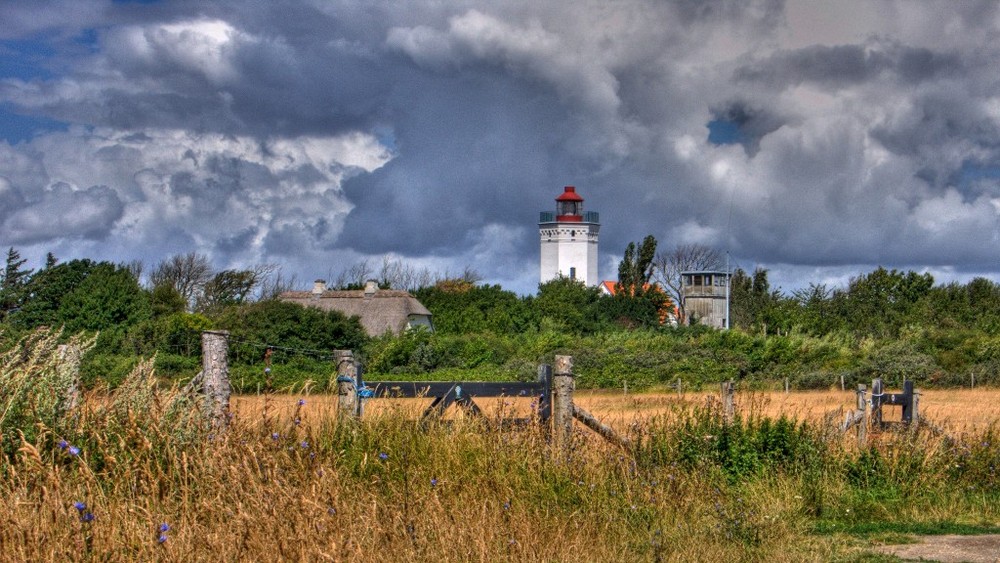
[2,329,1000,561]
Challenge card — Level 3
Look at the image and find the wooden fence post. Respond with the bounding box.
[57,343,82,412]
[784,377,789,394]
[537,364,552,423]
[201,331,231,430]
[871,378,883,429]
[677,377,682,397]
[721,380,735,422]
[552,355,575,451]
[856,383,868,447]
[335,350,358,421]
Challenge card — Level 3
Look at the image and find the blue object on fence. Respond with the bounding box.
[336,376,355,383]
[455,385,462,399]
[357,386,375,399]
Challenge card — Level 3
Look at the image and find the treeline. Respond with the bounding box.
[4,243,1000,390]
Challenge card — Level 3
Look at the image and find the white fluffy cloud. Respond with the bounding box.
[2,1,1000,294]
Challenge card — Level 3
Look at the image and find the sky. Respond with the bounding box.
[2,0,1000,296]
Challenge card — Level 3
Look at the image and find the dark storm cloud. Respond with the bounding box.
[1,1,1000,294]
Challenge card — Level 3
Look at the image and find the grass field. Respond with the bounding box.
[233,386,1000,432]
[5,332,1000,561]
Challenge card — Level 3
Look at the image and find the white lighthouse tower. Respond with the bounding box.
[539,186,600,286]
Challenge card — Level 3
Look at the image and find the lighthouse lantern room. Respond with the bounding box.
[539,186,600,286]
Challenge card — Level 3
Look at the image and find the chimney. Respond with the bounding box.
[364,279,378,298]
[312,279,326,297]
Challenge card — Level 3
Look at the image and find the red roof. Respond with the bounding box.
[555,186,584,202]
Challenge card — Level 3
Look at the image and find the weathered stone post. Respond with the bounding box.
[335,350,358,421]
[537,364,552,423]
[721,380,735,423]
[552,355,575,450]
[871,378,883,428]
[201,331,231,430]
[57,343,82,413]
[856,383,868,447]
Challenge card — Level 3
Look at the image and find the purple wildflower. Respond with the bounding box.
[378,452,388,461]
[271,432,280,441]
[430,478,438,487]
[298,398,306,406]
[157,534,168,544]
[57,440,68,450]
[68,446,80,456]
[81,512,94,523]
[159,523,170,533]
[73,501,86,511]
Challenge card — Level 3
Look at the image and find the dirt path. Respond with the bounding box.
[875,534,1000,562]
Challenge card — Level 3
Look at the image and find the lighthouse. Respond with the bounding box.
[539,186,600,286]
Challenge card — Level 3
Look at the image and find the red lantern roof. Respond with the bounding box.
[555,186,584,202]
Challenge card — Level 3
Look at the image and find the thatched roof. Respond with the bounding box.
[279,287,433,336]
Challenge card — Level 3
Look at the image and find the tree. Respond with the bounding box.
[58,263,151,332]
[616,235,658,296]
[13,259,97,328]
[530,276,605,334]
[0,247,33,320]
[654,243,724,323]
[414,281,533,335]
[149,252,213,310]
[611,235,668,329]
[197,266,273,312]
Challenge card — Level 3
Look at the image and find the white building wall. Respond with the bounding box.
[539,222,600,286]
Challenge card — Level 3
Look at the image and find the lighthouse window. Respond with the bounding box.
[569,267,576,280]
[570,230,575,237]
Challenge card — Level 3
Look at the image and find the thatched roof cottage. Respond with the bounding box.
[280,280,433,336]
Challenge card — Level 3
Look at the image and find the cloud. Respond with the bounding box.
[1,1,1000,296]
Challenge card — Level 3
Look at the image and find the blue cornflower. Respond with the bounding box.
[157,534,168,544]
[430,478,438,487]
[327,507,337,516]
[73,501,86,511]
[81,512,94,523]
[271,432,280,441]
[294,418,301,426]
[298,398,306,406]
[159,523,170,533]
[57,440,68,450]
[503,501,511,511]
[300,441,309,449]
[378,452,388,461]
[68,446,80,456]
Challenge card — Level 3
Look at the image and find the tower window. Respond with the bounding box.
[569,267,576,280]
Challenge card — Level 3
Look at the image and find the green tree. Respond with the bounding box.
[13,259,97,328]
[213,300,368,365]
[197,268,265,313]
[0,247,33,320]
[58,263,151,333]
[609,235,668,329]
[529,276,605,334]
[414,280,533,335]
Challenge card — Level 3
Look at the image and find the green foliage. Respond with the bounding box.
[414,282,534,334]
[12,258,98,328]
[58,263,151,333]
[530,276,606,334]
[0,247,33,320]
[213,300,368,367]
[0,330,95,459]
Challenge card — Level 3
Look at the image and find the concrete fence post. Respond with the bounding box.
[721,380,735,422]
[57,343,82,413]
[856,383,868,447]
[552,355,575,451]
[335,350,358,421]
[201,331,231,430]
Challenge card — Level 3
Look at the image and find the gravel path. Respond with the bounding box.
[876,534,1000,562]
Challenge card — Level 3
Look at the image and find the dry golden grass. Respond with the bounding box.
[239,386,1000,435]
